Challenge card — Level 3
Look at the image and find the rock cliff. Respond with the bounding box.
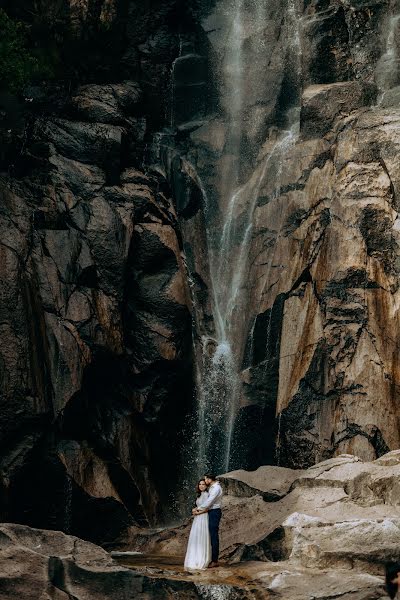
[0,0,195,542]
[165,0,400,472]
[1,0,400,548]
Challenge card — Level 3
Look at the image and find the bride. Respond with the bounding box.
[184,479,211,570]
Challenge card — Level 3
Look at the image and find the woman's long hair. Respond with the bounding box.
[196,479,208,497]
[386,562,400,599]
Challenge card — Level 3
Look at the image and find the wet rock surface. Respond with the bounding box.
[0,0,195,542]
[151,0,400,472]
[2,0,400,561]
[112,453,400,599]
[248,104,400,469]
[123,453,400,561]
[0,492,390,600]
[0,523,256,600]
[0,523,142,600]
[0,151,192,539]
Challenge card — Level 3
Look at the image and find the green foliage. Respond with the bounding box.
[0,9,54,93]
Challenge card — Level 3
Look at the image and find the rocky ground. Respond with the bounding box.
[110,449,400,599]
[3,450,400,598]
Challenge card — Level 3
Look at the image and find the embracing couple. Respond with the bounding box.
[184,473,223,571]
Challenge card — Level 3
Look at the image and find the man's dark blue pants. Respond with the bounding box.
[208,508,222,562]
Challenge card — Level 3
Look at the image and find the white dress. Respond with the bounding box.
[184,491,211,570]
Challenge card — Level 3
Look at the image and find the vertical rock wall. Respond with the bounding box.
[2,0,400,544]
[168,0,400,470]
[245,1,400,468]
[0,0,196,543]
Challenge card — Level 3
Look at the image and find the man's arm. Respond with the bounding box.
[197,485,220,511]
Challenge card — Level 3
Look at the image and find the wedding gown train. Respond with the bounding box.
[184,491,211,570]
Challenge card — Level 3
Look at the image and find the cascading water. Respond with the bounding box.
[152,0,303,481]
[197,127,299,474]
[193,0,302,474]
[195,0,246,475]
[64,475,72,534]
[376,4,400,101]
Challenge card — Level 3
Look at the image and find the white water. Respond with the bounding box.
[169,35,184,127]
[152,0,303,476]
[64,475,72,533]
[206,126,297,360]
[376,10,400,101]
[194,0,302,473]
[197,126,298,472]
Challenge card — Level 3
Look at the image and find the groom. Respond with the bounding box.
[194,473,223,567]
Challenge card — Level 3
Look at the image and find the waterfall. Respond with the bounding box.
[64,475,73,534]
[152,0,303,479]
[193,0,301,474]
[376,8,400,101]
[193,0,249,474]
[197,125,298,473]
[169,35,183,127]
[276,412,283,466]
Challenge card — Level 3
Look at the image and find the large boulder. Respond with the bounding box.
[265,567,385,600]
[114,453,400,599]
[282,513,400,571]
[219,465,304,500]
[70,82,143,126]
[0,523,142,600]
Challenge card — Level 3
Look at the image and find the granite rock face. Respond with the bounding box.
[115,453,400,599]
[0,523,237,600]
[247,100,400,469]
[0,523,141,600]
[0,0,194,542]
[123,452,400,566]
[164,0,400,470]
[0,132,192,539]
[10,514,383,600]
[2,0,400,548]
